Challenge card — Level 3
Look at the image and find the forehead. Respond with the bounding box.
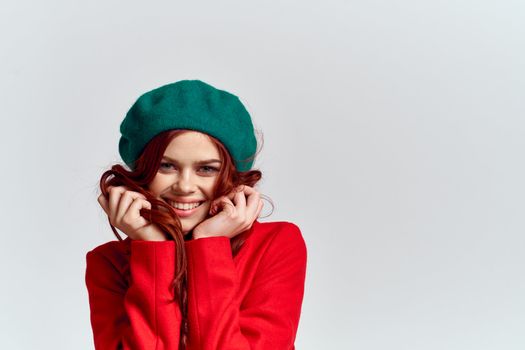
[163,131,220,161]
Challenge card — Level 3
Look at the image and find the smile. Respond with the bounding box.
[168,200,204,210]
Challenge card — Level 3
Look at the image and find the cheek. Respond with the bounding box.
[148,186,162,198]
[148,175,170,195]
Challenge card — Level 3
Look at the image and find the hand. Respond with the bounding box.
[192,185,263,240]
[97,185,167,241]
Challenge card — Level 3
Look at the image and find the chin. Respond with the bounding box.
[180,220,194,233]
[181,217,206,236]
[173,202,211,235]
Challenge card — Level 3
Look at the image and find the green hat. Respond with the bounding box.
[119,79,257,172]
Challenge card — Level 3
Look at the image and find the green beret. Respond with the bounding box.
[119,80,257,172]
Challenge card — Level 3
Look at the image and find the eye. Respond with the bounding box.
[159,162,175,170]
[200,166,219,173]
[159,162,218,173]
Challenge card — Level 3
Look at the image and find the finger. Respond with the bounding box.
[244,187,260,219]
[244,186,259,204]
[241,185,258,205]
[123,197,151,229]
[216,197,236,216]
[210,196,225,215]
[97,194,109,216]
[227,184,247,200]
[232,189,247,213]
[241,185,256,195]
[248,198,263,222]
[226,187,238,201]
[247,200,263,230]
[255,199,264,218]
[211,190,239,215]
[108,186,126,221]
[116,190,147,224]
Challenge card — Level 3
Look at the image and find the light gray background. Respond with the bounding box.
[1,0,524,349]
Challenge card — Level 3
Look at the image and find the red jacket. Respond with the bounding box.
[85,220,307,349]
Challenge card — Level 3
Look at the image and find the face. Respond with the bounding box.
[147,131,222,235]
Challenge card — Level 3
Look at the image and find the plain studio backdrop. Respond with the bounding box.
[1,0,524,349]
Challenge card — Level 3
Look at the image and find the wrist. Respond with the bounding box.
[192,229,206,240]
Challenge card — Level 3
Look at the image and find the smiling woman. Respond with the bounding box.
[85,80,307,350]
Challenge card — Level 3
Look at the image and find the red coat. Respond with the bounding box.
[85,220,307,349]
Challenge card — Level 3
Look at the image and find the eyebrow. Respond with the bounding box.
[161,156,222,165]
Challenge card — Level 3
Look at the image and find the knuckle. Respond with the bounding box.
[122,213,134,226]
[121,191,132,199]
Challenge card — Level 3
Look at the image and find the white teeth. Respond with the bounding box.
[169,201,201,210]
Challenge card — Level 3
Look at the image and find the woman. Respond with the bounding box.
[85,79,307,350]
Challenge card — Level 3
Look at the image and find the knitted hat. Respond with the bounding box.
[119,80,257,172]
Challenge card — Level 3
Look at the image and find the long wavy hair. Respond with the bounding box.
[98,129,272,349]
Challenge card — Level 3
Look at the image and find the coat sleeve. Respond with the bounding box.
[184,223,307,350]
[85,240,182,349]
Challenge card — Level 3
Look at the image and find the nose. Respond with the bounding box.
[171,169,195,194]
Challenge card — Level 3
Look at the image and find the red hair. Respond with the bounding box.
[98,129,271,349]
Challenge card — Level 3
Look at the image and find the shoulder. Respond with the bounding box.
[248,221,307,284]
[254,220,305,244]
[85,238,131,275]
[251,220,307,261]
